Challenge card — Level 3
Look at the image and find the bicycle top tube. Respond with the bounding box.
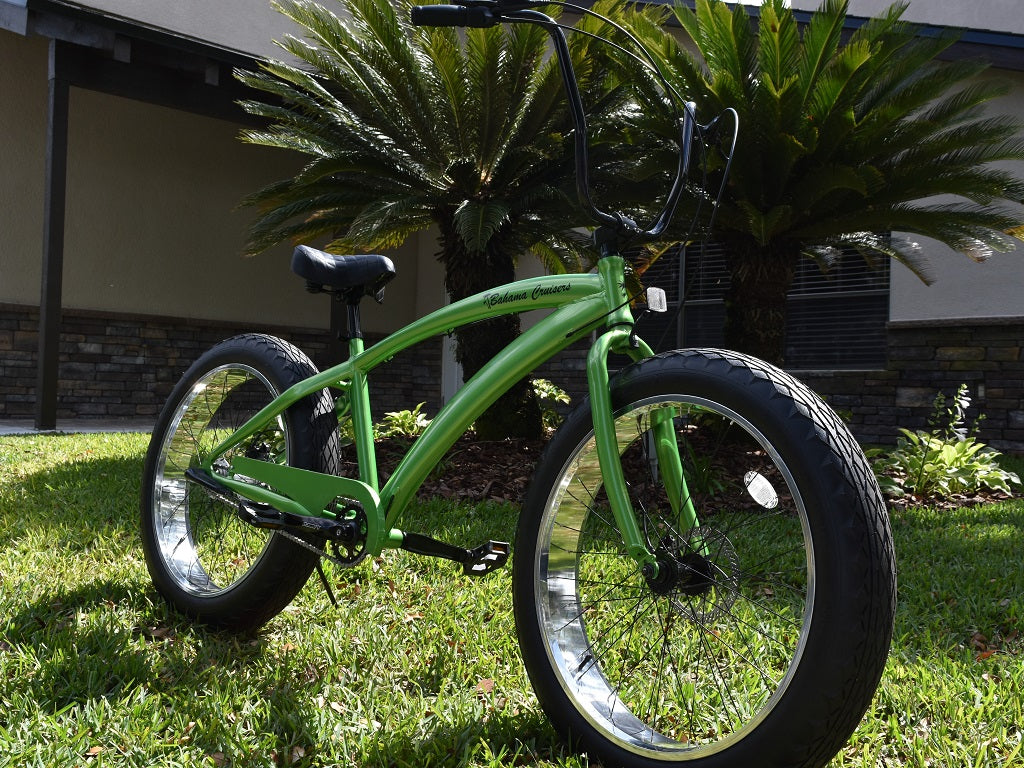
[410,1,698,246]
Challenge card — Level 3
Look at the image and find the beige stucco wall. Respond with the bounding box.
[0,31,47,305]
[0,27,430,335]
[790,0,1024,35]
[59,87,405,332]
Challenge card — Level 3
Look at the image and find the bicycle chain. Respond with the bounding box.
[275,524,368,568]
[276,527,334,561]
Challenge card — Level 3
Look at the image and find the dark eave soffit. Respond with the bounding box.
[1,0,266,123]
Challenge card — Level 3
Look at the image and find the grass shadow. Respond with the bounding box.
[0,438,145,544]
[2,578,269,712]
[370,707,566,768]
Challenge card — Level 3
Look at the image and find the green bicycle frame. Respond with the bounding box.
[203,255,697,570]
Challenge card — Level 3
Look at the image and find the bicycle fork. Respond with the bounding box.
[587,256,701,579]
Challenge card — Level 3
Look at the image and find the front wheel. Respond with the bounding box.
[513,349,895,767]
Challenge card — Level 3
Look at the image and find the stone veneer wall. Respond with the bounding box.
[3,304,1021,453]
[535,321,1024,453]
[798,318,1023,453]
[0,303,441,422]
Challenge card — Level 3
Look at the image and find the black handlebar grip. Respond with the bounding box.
[410,4,496,27]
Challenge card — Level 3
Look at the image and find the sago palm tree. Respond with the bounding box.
[236,0,620,439]
[617,0,1024,364]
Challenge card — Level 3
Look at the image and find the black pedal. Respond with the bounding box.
[399,533,510,576]
[462,541,510,576]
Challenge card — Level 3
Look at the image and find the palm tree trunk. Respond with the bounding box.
[722,243,797,367]
[438,225,542,441]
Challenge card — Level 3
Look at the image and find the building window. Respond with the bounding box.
[636,243,890,369]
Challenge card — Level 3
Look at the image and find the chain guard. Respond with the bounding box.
[185,467,369,569]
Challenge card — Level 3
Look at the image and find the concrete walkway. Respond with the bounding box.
[0,419,153,436]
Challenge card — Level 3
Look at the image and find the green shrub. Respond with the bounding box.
[376,402,431,440]
[532,378,571,430]
[869,384,1021,499]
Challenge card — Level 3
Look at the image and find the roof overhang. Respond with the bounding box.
[0,0,264,122]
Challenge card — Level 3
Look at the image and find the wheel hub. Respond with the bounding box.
[644,537,715,597]
[642,528,740,624]
[677,551,716,596]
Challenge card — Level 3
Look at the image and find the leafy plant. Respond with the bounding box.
[335,392,356,447]
[869,384,1021,499]
[928,382,982,442]
[376,402,432,440]
[532,378,571,430]
[681,440,727,497]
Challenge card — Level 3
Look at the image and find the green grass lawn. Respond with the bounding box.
[1,433,1022,767]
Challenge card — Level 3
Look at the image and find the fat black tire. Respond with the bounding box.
[513,349,896,767]
[141,333,339,632]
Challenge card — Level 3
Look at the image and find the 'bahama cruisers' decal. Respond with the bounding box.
[484,283,572,308]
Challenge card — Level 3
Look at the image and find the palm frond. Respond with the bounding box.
[336,197,436,251]
[416,26,472,157]
[812,230,933,284]
[796,0,849,109]
[794,200,1023,257]
[453,199,512,254]
[758,0,800,91]
[528,231,597,275]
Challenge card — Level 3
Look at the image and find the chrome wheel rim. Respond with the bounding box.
[534,395,814,759]
[150,365,286,597]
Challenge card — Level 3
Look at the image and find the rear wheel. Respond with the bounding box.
[513,349,895,767]
[141,334,338,631]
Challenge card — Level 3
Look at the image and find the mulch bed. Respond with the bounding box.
[340,435,547,504]
[341,435,1021,510]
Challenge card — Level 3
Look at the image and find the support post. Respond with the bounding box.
[36,40,69,430]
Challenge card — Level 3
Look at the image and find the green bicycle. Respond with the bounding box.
[141,3,896,766]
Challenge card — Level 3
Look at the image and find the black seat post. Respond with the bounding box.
[331,291,364,363]
[339,286,369,360]
[346,298,363,341]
